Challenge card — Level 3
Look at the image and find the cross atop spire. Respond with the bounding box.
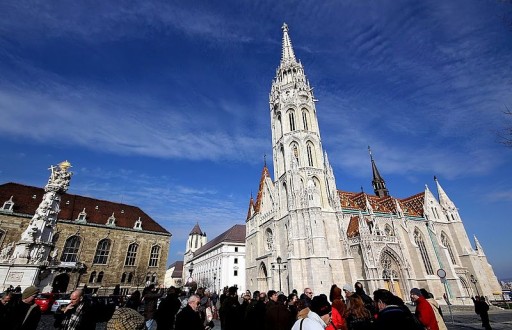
[281,23,297,64]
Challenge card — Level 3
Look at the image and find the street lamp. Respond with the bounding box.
[213,272,217,293]
[276,256,282,292]
[470,275,480,296]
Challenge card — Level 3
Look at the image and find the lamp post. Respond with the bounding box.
[470,275,480,296]
[276,256,282,292]
[213,272,217,293]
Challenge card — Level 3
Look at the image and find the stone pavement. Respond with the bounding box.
[443,310,512,330]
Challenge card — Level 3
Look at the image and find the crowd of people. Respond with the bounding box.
[0,282,493,330]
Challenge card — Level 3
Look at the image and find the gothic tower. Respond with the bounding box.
[245,23,350,294]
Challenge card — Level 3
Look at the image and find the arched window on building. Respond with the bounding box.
[149,245,160,267]
[441,232,457,265]
[127,272,133,283]
[97,271,104,283]
[289,111,296,131]
[88,271,97,283]
[385,224,394,236]
[124,243,138,266]
[306,143,314,166]
[93,239,111,264]
[414,228,434,275]
[121,272,127,283]
[61,235,81,262]
[460,277,471,297]
[302,110,309,130]
[265,228,273,251]
[292,143,299,165]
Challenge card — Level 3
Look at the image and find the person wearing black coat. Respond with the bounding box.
[156,287,182,330]
[175,294,204,330]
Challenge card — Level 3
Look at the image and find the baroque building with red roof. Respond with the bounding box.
[245,24,500,303]
[0,162,171,295]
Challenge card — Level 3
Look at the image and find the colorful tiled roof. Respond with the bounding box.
[0,183,170,234]
[338,190,424,217]
[246,165,270,220]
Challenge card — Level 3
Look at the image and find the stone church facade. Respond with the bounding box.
[245,24,500,303]
[0,173,171,294]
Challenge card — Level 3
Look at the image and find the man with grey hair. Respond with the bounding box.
[175,294,204,330]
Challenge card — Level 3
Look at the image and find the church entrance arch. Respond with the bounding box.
[52,273,70,293]
[380,250,404,299]
[258,262,269,293]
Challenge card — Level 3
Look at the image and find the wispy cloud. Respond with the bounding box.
[0,83,267,162]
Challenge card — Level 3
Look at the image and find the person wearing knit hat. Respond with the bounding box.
[9,286,41,330]
[22,286,39,300]
[342,284,353,298]
[107,307,145,330]
[411,288,439,330]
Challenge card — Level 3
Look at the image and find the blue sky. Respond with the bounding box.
[0,1,511,278]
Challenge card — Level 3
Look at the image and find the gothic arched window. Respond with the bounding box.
[121,272,127,283]
[292,144,299,164]
[265,228,273,251]
[127,272,133,283]
[306,143,314,166]
[124,243,138,266]
[414,228,434,275]
[441,232,457,265]
[149,245,160,267]
[61,235,81,262]
[385,224,394,236]
[97,271,104,283]
[302,110,309,130]
[289,111,296,131]
[93,239,111,264]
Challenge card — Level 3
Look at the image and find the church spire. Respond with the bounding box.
[434,176,456,211]
[369,146,389,198]
[281,23,297,64]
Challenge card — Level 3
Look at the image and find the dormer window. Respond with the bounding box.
[133,217,142,230]
[2,196,14,212]
[107,213,116,226]
[76,208,87,223]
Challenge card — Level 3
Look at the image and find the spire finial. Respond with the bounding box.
[264,154,267,167]
[368,146,373,160]
[281,23,296,63]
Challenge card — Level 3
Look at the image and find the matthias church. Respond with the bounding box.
[245,24,500,303]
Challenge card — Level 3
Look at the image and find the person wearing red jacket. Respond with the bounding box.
[410,288,439,330]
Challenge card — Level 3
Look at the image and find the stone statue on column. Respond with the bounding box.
[12,161,73,265]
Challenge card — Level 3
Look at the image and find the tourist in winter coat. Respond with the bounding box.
[410,288,439,330]
[175,294,204,330]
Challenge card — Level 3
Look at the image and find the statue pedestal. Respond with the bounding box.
[0,263,41,291]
